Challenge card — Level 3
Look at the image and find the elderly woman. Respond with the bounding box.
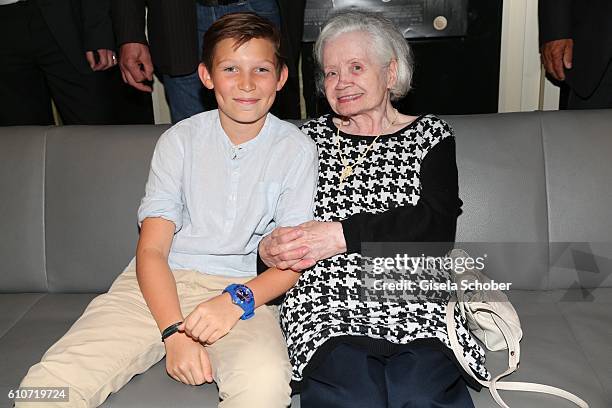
[258,10,488,408]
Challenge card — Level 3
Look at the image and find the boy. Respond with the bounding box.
[17,12,317,408]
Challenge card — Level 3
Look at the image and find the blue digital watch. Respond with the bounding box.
[223,284,255,320]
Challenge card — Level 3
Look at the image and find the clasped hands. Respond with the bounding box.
[259,220,347,271]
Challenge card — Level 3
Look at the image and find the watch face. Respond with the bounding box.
[235,287,252,302]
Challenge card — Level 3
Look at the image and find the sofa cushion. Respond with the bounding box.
[44,125,167,293]
[444,113,549,290]
[542,109,612,289]
[0,127,47,292]
[557,301,612,400]
[468,289,610,408]
[0,294,45,338]
[2,290,609,408]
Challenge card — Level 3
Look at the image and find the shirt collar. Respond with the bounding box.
[215,111,270,160]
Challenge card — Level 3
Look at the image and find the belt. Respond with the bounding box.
[196,0,245,6]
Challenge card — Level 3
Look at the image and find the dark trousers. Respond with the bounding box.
[0,1,152,126]
[272,0,305,120]
[300,342,475,408]
[568,58,612,109]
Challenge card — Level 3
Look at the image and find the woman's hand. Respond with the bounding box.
[259,226,312,270]
[295,221,347,263]
[259,221,347,271]
[179,294,243,345]
[164,332,214,385]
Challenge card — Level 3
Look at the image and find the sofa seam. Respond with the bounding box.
[42,127,49,292]
[539,112,552,291]
[556,302,608,398]
[0,293,46,339]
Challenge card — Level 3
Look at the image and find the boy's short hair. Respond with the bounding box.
[201,12,285,74]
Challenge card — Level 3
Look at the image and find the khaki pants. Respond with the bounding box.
[17,265,292,408]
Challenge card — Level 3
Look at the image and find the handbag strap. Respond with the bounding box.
[445,301,589,408]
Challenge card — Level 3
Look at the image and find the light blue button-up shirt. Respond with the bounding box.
[137,110,318,277]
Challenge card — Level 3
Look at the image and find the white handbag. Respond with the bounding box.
[444,249,589,408]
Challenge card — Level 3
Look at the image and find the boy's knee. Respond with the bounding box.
[246,361,292,405]
[251,355,292,389]
[219,353,292,407]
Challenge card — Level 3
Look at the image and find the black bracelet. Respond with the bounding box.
[161,321,183,342]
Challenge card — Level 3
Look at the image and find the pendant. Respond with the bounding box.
[340,165,353,182]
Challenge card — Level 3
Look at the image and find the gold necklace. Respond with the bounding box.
[335,109,398,184]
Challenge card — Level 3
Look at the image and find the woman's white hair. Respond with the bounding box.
[314,10,413,101]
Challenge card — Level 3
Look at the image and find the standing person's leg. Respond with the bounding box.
[300,343,387,408]
[40,66,115,125]
[568,59,612,109]
[193,274,292,408]
[385,342,475,408]
[0,2,54,126]
[244,0,280,28]
[25,3,115,125]
[301,42,326,118]
[162,70,208,124]
[162,3,218,124]
[96,67,154,125]
[272,0,305,119]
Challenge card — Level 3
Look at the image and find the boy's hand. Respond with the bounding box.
[164,332,214,385]
[179,294,243,344]
[259,226,314,271]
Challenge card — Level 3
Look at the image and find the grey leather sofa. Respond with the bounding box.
[1,109,611,408]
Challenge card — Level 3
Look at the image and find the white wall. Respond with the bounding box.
[152,74,171,124]
[498,0,560,112]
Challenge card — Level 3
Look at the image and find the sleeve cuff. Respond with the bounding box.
[341,217,362,254]
[137,204,183,233]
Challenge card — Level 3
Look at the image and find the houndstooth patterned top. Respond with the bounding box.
[279,114,490,387]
